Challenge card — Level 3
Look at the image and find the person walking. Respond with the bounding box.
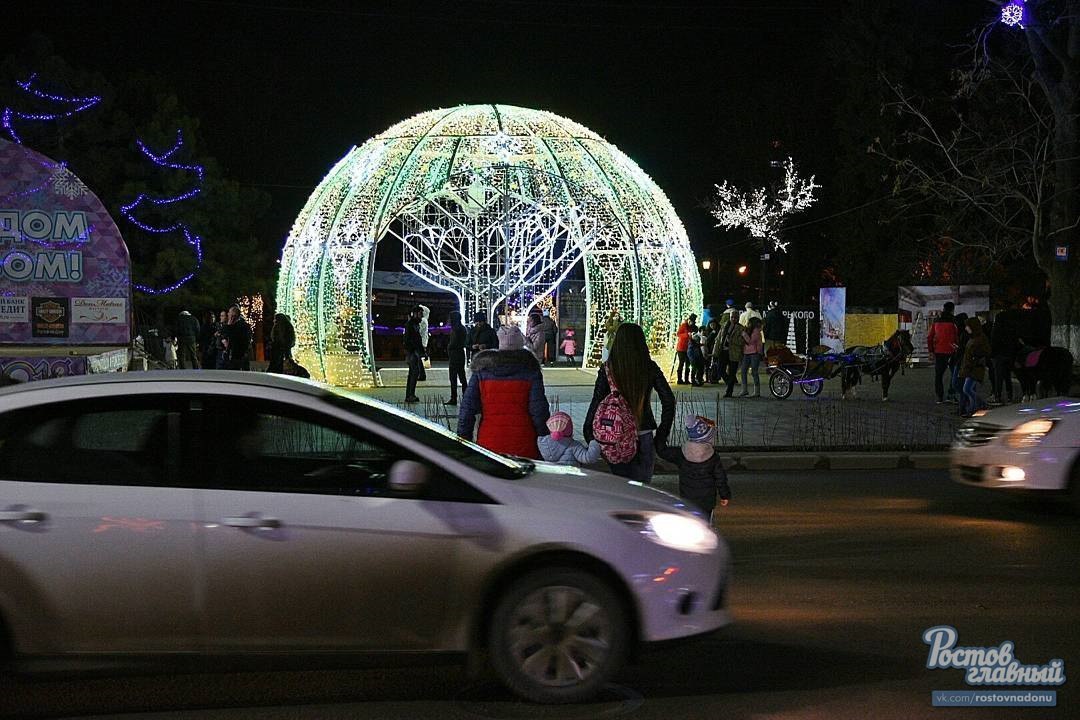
[457,324,550,458]
[675,314,694,385]
[763,300,788,353]
[198,311,218,370]
[704,318,722,384]
[403,306,424,403]
[958,316,990,417]
[560,328,577,365]
[602,309,622,362]
[444,310,468,406]
[739,301,762,328]
[212,309,229,369]
[176,310,200,369]
[688,327,706,386]
[525,313,546,364]
[267,313,297,374]
[723,318,746,398]
[927,302,958,404]
[950,312,969,403]
[541,310,558,366]
[990,308,1019,404]
[469,312,500,358]
[583,322,676,483]
[655,415,732,520]
[738,317,764,397]
[417,304,430,382]
[221,305,253,371]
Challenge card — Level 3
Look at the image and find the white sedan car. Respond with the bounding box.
[951,396,1080,508]
[0,372,730,703]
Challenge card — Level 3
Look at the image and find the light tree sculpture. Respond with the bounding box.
[709,158,819,252]
[390,165,607,325]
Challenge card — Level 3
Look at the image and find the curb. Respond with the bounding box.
[705,451,951,472]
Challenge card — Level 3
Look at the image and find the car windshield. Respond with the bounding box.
[326,388,534,480]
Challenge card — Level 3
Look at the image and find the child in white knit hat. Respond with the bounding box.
[538,411,602,466]
[656,414,731,520]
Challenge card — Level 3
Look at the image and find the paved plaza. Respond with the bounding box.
[355,363,978,451]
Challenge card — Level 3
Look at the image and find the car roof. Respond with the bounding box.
[0,370,336,401]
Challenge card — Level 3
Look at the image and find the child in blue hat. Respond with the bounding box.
[656,414,732,520]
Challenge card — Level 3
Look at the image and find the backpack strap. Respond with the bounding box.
[604,363,621,394]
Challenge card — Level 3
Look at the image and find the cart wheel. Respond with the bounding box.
[769,370,793,399]
[800,379,824,397]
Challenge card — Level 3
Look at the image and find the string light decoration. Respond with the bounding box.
[121,130,206,294]
[237,293,264,332]
[1001,0,1026,27]
[388,165,616,327]
[276,104,702,388]
[709,157,818,252]
[1,74,101,144]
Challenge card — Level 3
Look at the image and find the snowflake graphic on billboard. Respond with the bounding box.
[50,165,88,199]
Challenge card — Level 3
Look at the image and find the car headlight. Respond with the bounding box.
[613,512,718,554]
[1007,418,1057,448]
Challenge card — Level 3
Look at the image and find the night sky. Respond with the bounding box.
[10,0,982,274]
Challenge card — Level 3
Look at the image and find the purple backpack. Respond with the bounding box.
[592,365,639,464]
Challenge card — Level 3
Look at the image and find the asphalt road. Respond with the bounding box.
[2,469,1077,719]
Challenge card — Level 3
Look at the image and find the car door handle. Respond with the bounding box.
[222,515,281,530]
[0,509,48,524]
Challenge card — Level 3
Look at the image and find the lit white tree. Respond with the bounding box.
[390,165,609,325]
[709,158,819,251]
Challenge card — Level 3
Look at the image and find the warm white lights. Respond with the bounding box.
[276,104,702,387]
[710,157,818,252]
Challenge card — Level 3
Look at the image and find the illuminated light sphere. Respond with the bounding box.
[1001,1,1025,27]
[277,104,702,387]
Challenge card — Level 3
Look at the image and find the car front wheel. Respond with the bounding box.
[488,567,628,704]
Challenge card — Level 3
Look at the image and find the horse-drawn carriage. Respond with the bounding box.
[765,330,915,400]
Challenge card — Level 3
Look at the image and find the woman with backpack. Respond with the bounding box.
[583,323,676,483]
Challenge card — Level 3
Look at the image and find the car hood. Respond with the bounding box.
[975,397,1080,427]
[510,462,697,515]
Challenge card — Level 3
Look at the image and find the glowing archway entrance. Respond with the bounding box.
[276,104,701,388]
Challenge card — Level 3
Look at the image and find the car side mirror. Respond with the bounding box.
[388,460,430,497]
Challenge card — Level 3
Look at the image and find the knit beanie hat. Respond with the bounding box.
[497,324,526,351]
[685,414,717,443]
[546,411,573,441]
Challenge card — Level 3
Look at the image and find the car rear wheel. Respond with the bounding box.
[488,567,628,704]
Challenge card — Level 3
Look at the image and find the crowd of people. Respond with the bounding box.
[927,301,1035,417]
[674,298,787,398]
[403,306,580,404]
[394,304,735,518]
[154,306,303,376]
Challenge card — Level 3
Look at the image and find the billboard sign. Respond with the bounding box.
[819,287,846,352]
[0,139,131,346]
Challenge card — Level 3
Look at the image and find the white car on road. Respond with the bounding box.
[0,372,730,703]
[951,397,1080,508]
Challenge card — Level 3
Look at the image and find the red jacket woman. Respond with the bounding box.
[927,318,959,355]
[457,326,550,458]
[675,321,691,353]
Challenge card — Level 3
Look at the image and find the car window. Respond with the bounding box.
[203,398,490,502]
[326,388,534,480]
[0,399,172,486]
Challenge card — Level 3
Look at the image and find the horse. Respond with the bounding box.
[840,330,915,401]
[1014,346,1074,400]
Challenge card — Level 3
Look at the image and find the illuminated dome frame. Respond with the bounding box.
[276,104,702,387]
